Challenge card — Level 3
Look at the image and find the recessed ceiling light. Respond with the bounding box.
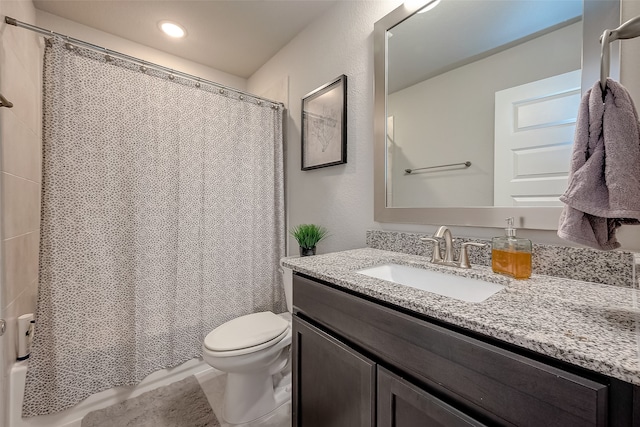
[159,21,186,38]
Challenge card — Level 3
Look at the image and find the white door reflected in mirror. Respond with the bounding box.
[494,70,581,207]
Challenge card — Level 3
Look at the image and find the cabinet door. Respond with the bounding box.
[378,367,486,427]
[292,315,375,427]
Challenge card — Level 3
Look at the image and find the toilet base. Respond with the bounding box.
[203,312,293,425]
[223,367,291,424]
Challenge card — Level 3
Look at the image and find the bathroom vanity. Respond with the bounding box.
[285,248,640,426]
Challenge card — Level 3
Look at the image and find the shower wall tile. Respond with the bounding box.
[3,301,17,377]
[0,48,41,133]
[1,173,41,240]
[0,0,42,418]
[0,0,39,83]
[3,232,40,305]
[3,281,37,365]
[1,109,42,183]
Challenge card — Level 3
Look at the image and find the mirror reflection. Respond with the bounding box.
[386,0,583,208]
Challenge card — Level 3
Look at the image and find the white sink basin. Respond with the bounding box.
[356,263,505,303]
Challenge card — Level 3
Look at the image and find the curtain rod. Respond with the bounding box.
[4,16,284,109]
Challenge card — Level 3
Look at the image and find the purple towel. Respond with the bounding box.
[558,78,640,250]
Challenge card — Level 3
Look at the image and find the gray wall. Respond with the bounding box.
[248,0,640,253]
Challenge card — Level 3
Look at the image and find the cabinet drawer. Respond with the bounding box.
[294,274,608,427]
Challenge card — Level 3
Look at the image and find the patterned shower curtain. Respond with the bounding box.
[23,38,285,417]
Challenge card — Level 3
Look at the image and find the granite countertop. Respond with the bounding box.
[282,248,640,385]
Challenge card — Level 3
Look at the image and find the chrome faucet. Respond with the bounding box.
[420,226,487,269]
[433,225,455,264]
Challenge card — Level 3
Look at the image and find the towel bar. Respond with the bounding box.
[405,161,471,174]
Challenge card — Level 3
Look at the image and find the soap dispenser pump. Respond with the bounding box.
[491,217,532,279]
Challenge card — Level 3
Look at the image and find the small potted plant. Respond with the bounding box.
[290,224,329,257]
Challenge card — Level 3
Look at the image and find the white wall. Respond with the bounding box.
[617,1,640,251]
[621,2,640,105]
[388,22,581,208]
[36,10,247,91]
[248,0,640,252]
[248,0,403,255]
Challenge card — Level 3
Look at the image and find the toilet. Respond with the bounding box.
[201,266,294,424]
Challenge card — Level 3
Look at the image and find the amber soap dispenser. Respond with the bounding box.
[491,217,532,279]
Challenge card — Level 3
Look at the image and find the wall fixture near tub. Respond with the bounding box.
[0,93,13,108]
[301,75,347,170]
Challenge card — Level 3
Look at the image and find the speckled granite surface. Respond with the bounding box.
[283,248,640,385]
[366,230,637,288]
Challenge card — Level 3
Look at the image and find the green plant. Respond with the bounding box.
[289,224,329,249]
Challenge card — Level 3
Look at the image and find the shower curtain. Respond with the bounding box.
[23,38,285,417]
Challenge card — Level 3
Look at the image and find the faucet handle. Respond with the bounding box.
[459,242,488,269]
[420,237,442,263]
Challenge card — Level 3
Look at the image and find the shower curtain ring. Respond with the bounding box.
[64,37,74,51]
[104,48,113,62]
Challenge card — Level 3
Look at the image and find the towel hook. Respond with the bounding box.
[600,15,640,92]
[0,93,13,108]
[600,29,611,92]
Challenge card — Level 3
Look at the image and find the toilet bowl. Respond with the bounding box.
[201,265,293,424]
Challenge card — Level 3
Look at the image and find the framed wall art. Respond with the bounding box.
[301,75,347,170]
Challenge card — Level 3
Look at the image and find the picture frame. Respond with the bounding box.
[301,75,347,170]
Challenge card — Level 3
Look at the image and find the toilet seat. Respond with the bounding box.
[204,311,290,357]
[204,329,289,357]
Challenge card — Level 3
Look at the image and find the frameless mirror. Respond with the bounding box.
[374,0,620,229]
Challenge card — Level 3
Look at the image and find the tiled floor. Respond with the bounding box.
[197,370,291,427]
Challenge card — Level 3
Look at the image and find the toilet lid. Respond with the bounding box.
[204,311,289,352]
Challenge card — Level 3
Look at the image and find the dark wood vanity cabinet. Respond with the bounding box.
[292,273,639,427]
